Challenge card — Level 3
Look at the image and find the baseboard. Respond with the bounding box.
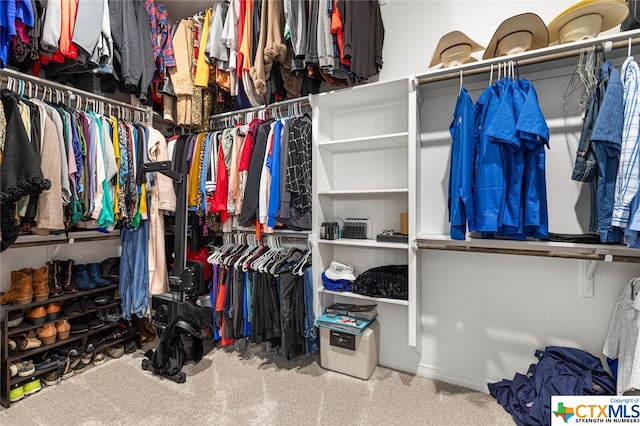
[378,356,490,394]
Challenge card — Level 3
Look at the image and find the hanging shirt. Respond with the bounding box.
[515,78,550,239]
[267,119,285,228]
[485,79,521,238]
[448,88,476,240]
[473,84,502,235]
[591,61,625,243]
[613,57,640,229]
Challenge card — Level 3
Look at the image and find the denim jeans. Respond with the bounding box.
[591,61,625,243]
[303,267,319,355]
[119,221,150,320]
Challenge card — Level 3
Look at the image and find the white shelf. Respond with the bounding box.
[318,287,409,306]
[415,233,640,262]
[317,132,409,153]
[317,188,409,197]
[319,238,409,249]
[314,77,409,109]
[11,230,121,248]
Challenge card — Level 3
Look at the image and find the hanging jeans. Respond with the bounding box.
[303,267,319,355]
[571,87,601,233]
[119,221,150,320]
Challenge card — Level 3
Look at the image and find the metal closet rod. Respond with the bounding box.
[415,242,640,263]
[0,67,149,115]
[209,96,311,124]
[416,36,640,86]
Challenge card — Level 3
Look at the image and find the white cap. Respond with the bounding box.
[324,261,356,281]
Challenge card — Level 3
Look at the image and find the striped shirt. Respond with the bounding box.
[613,56,640,228]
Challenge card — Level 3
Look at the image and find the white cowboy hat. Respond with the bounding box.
[483,13,549,59]
[547,0,629,44]
[429,30,484,68]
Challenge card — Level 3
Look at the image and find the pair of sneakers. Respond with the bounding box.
[9,378,41,402]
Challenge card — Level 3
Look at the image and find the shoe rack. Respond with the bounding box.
[0,284,138,408]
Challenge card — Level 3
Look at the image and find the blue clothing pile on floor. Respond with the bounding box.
[488,346,616,426]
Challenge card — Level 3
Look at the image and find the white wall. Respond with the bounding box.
[377,1,640,392]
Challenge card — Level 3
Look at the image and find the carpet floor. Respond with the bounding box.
[0,342,515,425]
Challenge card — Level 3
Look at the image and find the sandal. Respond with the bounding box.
[93,351,107,365]
[18,331,42,351]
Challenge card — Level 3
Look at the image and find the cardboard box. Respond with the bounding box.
[400,213,408,235]
[319,320,380,380]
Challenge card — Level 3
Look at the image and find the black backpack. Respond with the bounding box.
[143,302,213,381]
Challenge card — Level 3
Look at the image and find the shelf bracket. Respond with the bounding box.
[579,252,613,298]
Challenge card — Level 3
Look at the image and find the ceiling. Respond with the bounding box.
[163,0,214,22]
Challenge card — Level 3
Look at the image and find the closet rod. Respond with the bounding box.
[415,242,640,264]
[0,68,150,115]
[416,36,640,86]
[209,96,310,124]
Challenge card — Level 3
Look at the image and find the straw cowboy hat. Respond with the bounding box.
[547,0,629,44]
[429,30,484,68]
[482,13,549,59]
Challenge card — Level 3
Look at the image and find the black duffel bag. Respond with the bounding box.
[352,264,408,300]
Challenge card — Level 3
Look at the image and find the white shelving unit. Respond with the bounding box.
[311,76,421,350]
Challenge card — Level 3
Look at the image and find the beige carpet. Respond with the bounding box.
[0,342,515,425]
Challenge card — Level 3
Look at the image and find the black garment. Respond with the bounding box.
[239,120,275,226]
[251,0,262,66]
[304,0,319,65]
[341,0,385,79]
[0,90,50,207]
[279,271,304,359]
[24,101,42,222]
[286,115,312,214]
[233,267,245,339]
[109,0,155,103]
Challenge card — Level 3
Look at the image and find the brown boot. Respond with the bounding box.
[139,318,156,343]
[47,261,63,297]
[0,269,33,305]
[59,260,77,293]
[30,265,49,302]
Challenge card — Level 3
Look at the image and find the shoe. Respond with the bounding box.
[70,322,88,334]
[88,263,111,287]
[63,300,82,316]
[9,384,24,402]
[37,323,57,345]
[25,306,47,325]
[8,338,17,352]
[0,268,33,305]
[94,294,113,306]
[88,317,104,329]
[81,353,93,365]
[74,358,88,373]
[124,340,137,354]
[8,310,24,328]
[18,331,42,351]
[35,351,62,370]
[80,297,97,312]
[23,378,41,395]
[61,358,75,380]
[93,351,107,365]
[56,319,71,340]
[17,360,35,377]
[30,265,49,301]
[140,317,156,343]
[45,302,62,321]
[99,257,120,283]
[72,264,96,290]
[113,289,120,301]
[105,344,124,358]
[47,260,63,297]
[59,260,78,293]
[43,370,60,386]
[9,363,18,377]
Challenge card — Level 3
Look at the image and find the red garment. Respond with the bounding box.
[331,0,349,66]
[209,143,229,223]
[238,118,265,171]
